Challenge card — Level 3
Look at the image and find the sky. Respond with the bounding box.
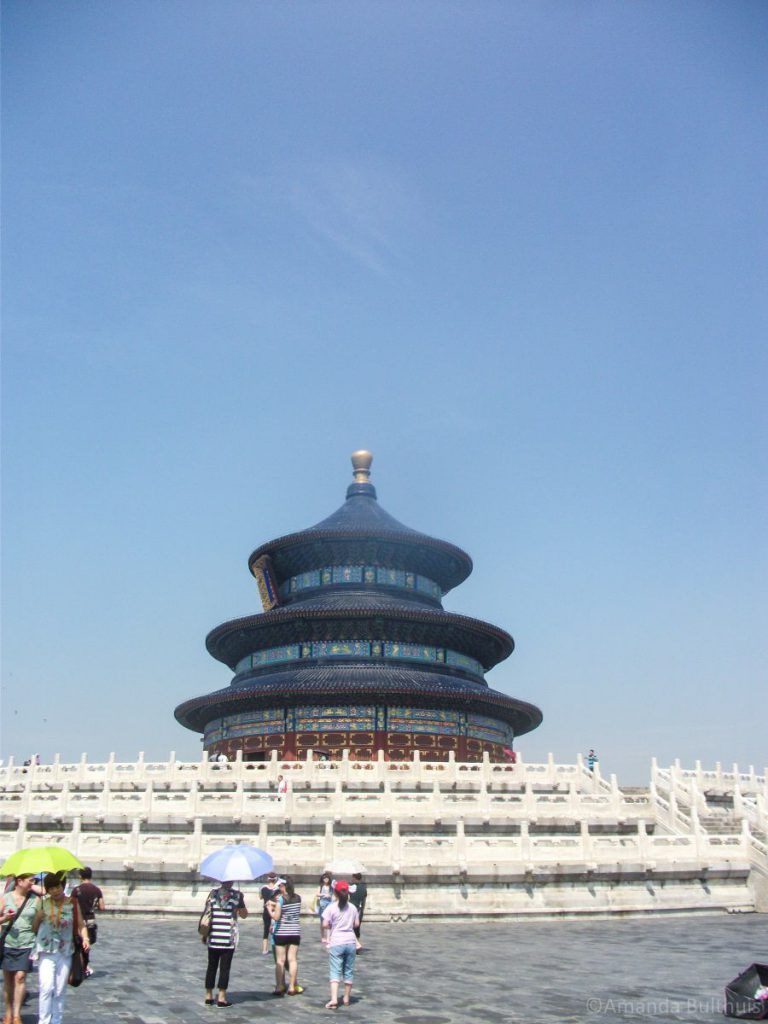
[1,2,766,783]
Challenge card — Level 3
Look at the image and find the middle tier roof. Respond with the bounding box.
[206,603,514,673]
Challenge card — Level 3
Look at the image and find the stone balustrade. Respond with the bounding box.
[0,780,647,826]
[652,759,768,838]
[1,753,765,918]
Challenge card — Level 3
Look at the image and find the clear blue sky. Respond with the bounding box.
[2,2,766,782]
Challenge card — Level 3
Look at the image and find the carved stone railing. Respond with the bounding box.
[652,759,768,876]
[2,753,763,915]
[0,755,762,860]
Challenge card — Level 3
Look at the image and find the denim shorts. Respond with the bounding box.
[328,942,356,983]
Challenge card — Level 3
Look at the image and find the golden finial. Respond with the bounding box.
[351,450,373,484]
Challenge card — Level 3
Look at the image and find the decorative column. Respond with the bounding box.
[390,819,401,875]
[323,820,334,864]
[456,819,467,873]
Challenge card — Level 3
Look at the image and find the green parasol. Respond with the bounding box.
[0,846,84,877]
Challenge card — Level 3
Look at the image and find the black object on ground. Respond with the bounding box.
[725,963,768,1020]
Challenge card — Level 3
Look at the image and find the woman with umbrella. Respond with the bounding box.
[32,872,90,1024]
[1,873,39,1024]
[202,881,248,1007]
[197,844,270,1007]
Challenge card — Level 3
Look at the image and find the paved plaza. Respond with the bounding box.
[17,913,766,1024]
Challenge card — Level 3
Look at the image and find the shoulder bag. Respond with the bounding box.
[198,889,216,944]
[67,898,85,987]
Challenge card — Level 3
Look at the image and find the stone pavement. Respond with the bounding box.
[17,913,766,1024]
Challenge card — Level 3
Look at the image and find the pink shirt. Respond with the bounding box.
[321,902,359,946]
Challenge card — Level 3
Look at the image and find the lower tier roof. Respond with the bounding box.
[174,664,543,737]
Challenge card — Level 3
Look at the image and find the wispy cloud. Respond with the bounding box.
[238,157,420,274]
[289,157,418,272]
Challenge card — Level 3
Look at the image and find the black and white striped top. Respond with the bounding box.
[207,887,245,949]
[273,895,301,940]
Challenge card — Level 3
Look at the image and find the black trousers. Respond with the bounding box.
[262,907,272,939]
[206,947,234,991]
[82,920,98,968]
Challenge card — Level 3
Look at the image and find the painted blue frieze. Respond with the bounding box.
[280,564,442,600]
[311,640,372,658]
[445,650,484,675]
[388,706,462,735]
[467,713,514,744]
[235,639,484,677]
[295,705,375,731]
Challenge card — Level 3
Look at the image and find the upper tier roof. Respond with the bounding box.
[247,452,473,594]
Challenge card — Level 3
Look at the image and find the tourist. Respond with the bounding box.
[259,873,280,955]
[71,867,105,978]
[321,879,359,1009]
[1,873,39,1024]
[202,881,247,1007]
[315,872,333,938]
[587,749,599,772]
[32,872,90,1024]
[276,774,288,797]
[349,873,367,951]
[267,877,303,996]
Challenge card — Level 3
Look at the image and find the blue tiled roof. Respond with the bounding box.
[247,489,473,593]
[174,663,543,736]
[205,605,514,672]
[282,590,437,611]
[308,492,416,534]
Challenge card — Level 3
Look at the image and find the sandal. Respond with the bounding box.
[325,1002,339,1009]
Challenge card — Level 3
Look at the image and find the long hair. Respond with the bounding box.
[282,876,296,900]
[336,889,349,910]
[319,872,331,886]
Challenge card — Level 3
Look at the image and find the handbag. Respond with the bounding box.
[197,890,215,944]
[68,898,86,988]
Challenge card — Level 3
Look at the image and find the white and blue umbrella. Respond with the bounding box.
[199,844,273,882]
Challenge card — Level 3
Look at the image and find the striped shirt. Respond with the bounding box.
[273,894,301,940]
[207,887,245,950]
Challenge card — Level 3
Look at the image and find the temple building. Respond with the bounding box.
[175,452,542,761]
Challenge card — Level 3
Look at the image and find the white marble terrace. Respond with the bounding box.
[1,751,765,919]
